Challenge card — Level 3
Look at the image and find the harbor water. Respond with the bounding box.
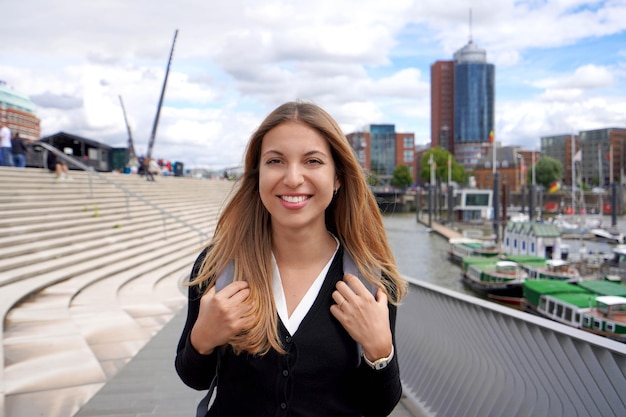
[382,213,467,294]
[382,212,626,296]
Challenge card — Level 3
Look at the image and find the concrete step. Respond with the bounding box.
[0,166,235,417]
[0,206,220,273]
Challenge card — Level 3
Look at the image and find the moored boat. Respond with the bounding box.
[449,237,499,264]
[522,279,626,342]
[505,255,581,283]
[591,228,625,244]
[462,258,527,300]
[581,295,626,341]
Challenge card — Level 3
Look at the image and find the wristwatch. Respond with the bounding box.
[363,346,394,370]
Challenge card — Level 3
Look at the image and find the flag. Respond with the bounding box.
[548,181,560,193]
[606,152,611,160]
[488,130,494,143]
[573,149,582,162]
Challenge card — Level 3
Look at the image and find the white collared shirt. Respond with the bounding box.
[272,236,339,335]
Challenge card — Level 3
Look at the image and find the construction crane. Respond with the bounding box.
[146,29,178,161]
[118,95,136,159]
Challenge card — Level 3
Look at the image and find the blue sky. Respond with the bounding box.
[1,0,625,170]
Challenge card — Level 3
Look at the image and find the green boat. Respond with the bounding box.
[522,279,626,342]
[462,259,528,301]
[449,237,499,264]
[505,255,582,283]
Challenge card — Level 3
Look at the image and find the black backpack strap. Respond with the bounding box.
[195,375,217,417]
[195,264,233,417]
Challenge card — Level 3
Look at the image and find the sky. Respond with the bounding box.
[1,0,625,171]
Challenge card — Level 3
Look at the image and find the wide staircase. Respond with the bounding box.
[0,166,234,417]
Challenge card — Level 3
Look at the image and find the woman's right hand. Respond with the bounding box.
[190,281,252,355]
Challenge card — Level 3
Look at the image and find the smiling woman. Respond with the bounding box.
[175,100,408,417]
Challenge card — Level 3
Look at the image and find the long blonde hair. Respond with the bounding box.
[192,101,407,355]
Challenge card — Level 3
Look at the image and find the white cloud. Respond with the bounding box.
[532,64,615,90]
[1,0,626,169]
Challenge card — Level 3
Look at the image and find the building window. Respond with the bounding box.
[403,151,414,163]
[403,136,413,148]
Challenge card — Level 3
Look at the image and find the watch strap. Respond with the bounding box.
[363,345,394,370]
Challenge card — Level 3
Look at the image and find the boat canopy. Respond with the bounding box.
[546,259,568,267]
[595,295,626,307]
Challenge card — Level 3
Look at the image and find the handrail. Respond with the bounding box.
[36,142,208,244]
[397,276,626,417]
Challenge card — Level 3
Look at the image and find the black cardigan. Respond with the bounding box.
[175,247,402,417]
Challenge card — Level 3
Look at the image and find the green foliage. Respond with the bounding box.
[390,164,413,188]
[366,171,381,186]
[527,156,563,189]
[419,147,467,184]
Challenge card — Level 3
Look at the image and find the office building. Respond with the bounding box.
[431,40,495,170]
[346,125,415,182]
[431,61,454,152]
[579,128,626,187]
[540,134,578,187]
[0,81,41,141]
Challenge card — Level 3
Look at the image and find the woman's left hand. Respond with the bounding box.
[330,274,393,362]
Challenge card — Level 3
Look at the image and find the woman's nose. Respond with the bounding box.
[283,164,304,187]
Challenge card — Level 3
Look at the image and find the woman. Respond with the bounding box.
[175,101,407,417]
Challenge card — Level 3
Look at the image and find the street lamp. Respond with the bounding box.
[516,154,524,191]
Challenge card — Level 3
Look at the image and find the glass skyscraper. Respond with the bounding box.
[453,40,494,144]
[431,40,495,169]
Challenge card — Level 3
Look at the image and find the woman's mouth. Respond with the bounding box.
[280,195,309,203]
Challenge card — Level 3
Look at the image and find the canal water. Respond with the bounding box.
[382,213,467,294]
[382,212,626,296]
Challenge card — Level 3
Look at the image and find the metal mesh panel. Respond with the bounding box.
[397,278,626,417]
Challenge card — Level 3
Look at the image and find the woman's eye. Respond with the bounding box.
[266,158,281,164]
[307,159,322,165]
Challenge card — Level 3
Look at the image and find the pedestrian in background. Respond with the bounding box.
[11,132,29,168]
[0,122,13,167]
[47,150,72,180]
[176,101,408,417]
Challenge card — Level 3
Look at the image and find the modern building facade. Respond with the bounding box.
[431,40,495,171]
[540,134,578,187]
[431,61,455,152]
[579,128,626,187]
[0,81,41,141]
[369,124,397,177]
[346,124,416,183]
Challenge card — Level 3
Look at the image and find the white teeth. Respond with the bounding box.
[282,195,307,203]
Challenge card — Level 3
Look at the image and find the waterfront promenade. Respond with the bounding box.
[3,168,624,417]
[0,167,414,417]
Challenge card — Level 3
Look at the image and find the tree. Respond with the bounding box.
[391,164,413,188]
[529,156,563,189]
[419,147,467,184]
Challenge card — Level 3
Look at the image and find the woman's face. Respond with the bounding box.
[259,121,339,232]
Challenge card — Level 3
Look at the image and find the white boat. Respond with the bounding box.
[590,228,625,244]
[448,237,499,264]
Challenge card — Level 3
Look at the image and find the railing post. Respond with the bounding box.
[88,168,94,199]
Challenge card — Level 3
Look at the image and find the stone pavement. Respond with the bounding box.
[74,309,414,417]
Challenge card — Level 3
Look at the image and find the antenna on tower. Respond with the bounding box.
[469,8,473,43]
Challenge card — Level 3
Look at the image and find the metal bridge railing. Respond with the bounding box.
[397,277,626,417]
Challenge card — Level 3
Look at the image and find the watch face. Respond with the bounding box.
[374,360,388,370]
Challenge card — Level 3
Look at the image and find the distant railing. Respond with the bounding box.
[397,277,626,417]
[36,142,209,244]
